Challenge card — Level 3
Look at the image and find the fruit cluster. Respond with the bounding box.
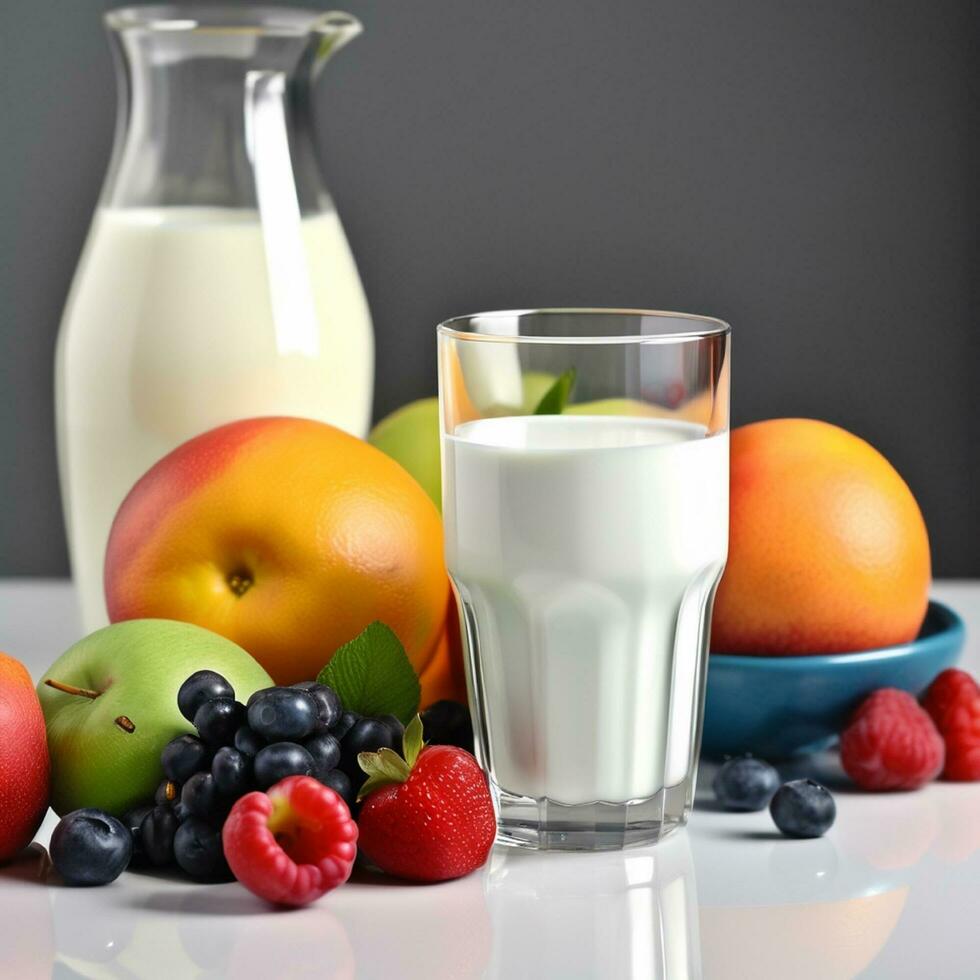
[117,669,421,880]
[710,668,980,838]
[48,664,488,899]
[840,669,980,790]
[712,757,836,838]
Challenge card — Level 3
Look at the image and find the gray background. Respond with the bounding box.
[0,0,976,576]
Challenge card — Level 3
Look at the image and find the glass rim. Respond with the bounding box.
[437,308,731,345]
[104,5,359,37]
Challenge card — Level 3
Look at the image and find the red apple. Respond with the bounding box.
[0,651,50,861]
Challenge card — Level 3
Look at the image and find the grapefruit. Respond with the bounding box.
[711,418,930,655]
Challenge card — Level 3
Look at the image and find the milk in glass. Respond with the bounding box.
[443,414,728,805]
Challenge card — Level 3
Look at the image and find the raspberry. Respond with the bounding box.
[922,669,980,732]
[938,694,980,781]
[840,688,944,791]
[222,775,357,906]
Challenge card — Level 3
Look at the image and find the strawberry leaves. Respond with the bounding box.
[357,715,425,801]
[357,748,411,800]
[401,714,424,767]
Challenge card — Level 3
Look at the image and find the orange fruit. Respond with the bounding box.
[418,598,468,706]
[711,418,930,655]
[106,416,452,687]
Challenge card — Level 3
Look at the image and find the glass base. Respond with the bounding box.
[492,780,692,851]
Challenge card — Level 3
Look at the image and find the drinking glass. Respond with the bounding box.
[438,309,730,850]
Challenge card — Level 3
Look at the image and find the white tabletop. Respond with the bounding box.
[2,579,978,979]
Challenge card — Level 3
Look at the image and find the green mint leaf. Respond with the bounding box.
[532,368,576,415]
[403,714,424,768]
[317,621,421,724]
[357,747,411,801]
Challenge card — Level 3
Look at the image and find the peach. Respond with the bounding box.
[105,417,454,688]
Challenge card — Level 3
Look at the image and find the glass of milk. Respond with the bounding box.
[56,7,374,630]
[439,310,730,850]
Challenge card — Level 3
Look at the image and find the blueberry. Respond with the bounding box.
[319,768,355,810]
[305,733,341,777]
[343,717,398,756]
[292,681,344,732]
[172,801,191,823]
[178,670,234,723]
[770,779,836,838]
[154,779,180,806]
[234,725,265,757]
[194,699,246,746]
[247,688,318,741]
[420,700,474,753]
[712,757,781,812]
[51,809,133,886]
[173,817,232,882]
[181,772,226,823]
[212,746,252,797]
[161,734,210,783]
[253,742,315,790]
[332,710,360,740]
[140,805,179,866]
[378,713,406,746]
[340,717,398,783]
[121,803,153,864]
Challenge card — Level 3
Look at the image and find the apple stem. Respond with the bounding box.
[115,715,136,734]
[44,678,100,699]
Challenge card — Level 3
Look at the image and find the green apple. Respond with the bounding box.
[38,619,272,816]
[565,397,661,417]
[368,398,442,510]
[368,373,556,513]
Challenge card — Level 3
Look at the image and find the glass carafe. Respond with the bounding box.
[56,6,374,631]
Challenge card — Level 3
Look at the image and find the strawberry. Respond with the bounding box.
[356,716,496,882]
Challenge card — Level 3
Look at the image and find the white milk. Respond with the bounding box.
[443,415,728,804]
[56,207,374,630]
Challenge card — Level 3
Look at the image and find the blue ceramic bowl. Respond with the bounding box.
[701,601,965,760]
